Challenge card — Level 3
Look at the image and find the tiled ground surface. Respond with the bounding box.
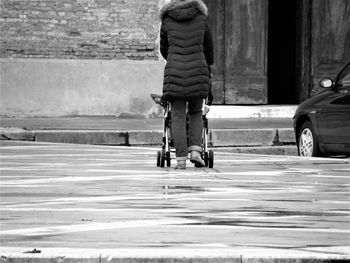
[0,141,349,262]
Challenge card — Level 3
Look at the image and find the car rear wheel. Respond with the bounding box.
[298,121,320,157]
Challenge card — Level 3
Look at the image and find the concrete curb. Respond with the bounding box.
[1,128,296,147]
[34,130,128,145]
[215,145,298,156]
[1,256,348,263]
[0,127,34,141]
[210,129,276,147]
[128,130,163,146]
[210,128,296,147]
[32,130,162,146]
[1,247,349,263]
[277,128,296,144]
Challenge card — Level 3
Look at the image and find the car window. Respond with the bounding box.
[336,62,350,88]
[340,72,350,86]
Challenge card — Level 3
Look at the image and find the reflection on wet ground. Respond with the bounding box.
[0,141,349,258]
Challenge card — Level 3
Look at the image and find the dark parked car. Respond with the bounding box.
[293,62,350,157]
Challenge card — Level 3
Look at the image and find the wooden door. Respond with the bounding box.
[295,0,312,102]
[205,0,225,104]
[204,0,268,104]
[311,0,350,95]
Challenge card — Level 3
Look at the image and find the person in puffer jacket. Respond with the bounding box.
[159,0,214,169]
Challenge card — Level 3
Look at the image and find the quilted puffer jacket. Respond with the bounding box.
[159,0,214,101]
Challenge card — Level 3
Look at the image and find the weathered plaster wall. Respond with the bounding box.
[0,59,164,117]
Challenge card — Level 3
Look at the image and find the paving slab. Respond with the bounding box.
[0,141,349,262]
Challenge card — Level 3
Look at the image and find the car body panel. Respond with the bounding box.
[316,90,350,153]
[293,91,331,144]
[293,62,350,156]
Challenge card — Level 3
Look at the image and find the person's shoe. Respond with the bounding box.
[174,160,186,169]
[190,151,205,167]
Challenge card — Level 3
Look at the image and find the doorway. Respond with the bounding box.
[267,0,298,104]
[204,0,268,105]
[204,0,308,105]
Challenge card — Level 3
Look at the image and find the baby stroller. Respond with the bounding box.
[151,88,214,169]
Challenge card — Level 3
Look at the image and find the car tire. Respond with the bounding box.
[298,121,321,157]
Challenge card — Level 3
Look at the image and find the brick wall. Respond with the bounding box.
[0,0,160,60]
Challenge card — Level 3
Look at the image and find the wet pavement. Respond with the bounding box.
[0,141,349,262]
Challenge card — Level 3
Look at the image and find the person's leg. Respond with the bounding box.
[188,98,205,167]
[171,99,187,168]
[188,98,203,150]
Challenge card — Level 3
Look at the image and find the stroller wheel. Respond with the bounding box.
[204,152,209,167]
[166,151,171,167]
[209,150,214,168]
[156,151,161,167]
[160,149,166,168]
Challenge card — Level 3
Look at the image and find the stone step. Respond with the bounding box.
[1,128,296,149]
[207,105,297,118]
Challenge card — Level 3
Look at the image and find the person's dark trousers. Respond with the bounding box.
[171,98,203,160]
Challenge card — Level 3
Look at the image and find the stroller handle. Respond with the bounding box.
[150,93,167,108]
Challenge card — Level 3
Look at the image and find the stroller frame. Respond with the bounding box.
[151,94,214,168]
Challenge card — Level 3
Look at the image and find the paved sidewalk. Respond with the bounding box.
[0,141,349,262]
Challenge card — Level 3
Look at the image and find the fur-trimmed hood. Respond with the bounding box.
[159,0,208,21]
